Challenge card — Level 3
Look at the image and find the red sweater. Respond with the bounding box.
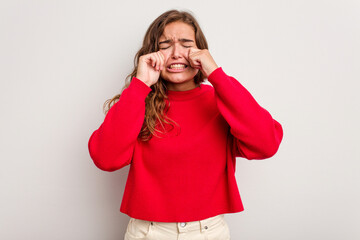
[88,67,283,222]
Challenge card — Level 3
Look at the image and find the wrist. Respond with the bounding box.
[135,76,152,87]
[204,64,219,77]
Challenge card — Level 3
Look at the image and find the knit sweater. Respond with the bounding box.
[88,67,283,222]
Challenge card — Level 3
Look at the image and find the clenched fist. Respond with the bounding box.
[187,48,218,78]
[136,51,165,87]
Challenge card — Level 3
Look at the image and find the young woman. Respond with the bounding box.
[88,9,283,240]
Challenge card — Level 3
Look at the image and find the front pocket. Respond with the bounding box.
[221,220,231,240]
[125,218,153,239]
[204,218,230,240]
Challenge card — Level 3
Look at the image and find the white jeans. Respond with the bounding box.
[124,214,231,240]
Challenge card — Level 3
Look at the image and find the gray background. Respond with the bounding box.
[1,0,359,239]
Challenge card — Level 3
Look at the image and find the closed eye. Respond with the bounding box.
[159,45,193,50]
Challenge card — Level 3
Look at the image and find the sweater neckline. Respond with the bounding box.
[166,84,205,101]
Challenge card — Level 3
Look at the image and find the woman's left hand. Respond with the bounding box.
[187,48,219,77]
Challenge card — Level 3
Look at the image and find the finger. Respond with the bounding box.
[191,60,202,69]
[188,49,201,68]
[148,52,159,70]
[187,48,193,61]
[156,51,164,70]
[192,62,202,69]
[154,52,162,71]
[159,51,165,70]
[157,50,165,60]
[144,53,155,67]
[188,47,200,58]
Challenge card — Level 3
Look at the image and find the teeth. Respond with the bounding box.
[170,64,186,69]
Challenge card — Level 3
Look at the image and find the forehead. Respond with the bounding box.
[159,21,195,40]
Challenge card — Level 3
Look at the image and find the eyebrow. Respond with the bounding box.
[159,38,194,45]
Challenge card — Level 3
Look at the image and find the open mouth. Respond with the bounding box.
[167,64,188,70]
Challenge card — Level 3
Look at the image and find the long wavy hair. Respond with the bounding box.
[103,9,209,141]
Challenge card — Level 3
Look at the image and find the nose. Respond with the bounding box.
[171,43,184,59]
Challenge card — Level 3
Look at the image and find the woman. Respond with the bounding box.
[88,9,283,240]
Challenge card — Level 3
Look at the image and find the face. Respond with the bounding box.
[158,21,199,88]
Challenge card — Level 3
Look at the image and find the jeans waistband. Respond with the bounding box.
[146,214,225,233]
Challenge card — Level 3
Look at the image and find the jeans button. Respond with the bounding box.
[180,222,186,227]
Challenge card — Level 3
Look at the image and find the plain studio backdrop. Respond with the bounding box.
[1,0,359,239]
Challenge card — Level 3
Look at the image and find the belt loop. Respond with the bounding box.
[200,218,207,233]
[176,222,180,233]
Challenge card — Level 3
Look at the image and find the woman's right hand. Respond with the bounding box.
[136,51,165,87]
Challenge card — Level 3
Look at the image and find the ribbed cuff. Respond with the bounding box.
[128,77,152,99]
[207,67,226,85]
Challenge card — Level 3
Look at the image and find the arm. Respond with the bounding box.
[88,77,152,171]
[207,67,283,160]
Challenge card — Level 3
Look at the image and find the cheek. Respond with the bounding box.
[160,51,170,65]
